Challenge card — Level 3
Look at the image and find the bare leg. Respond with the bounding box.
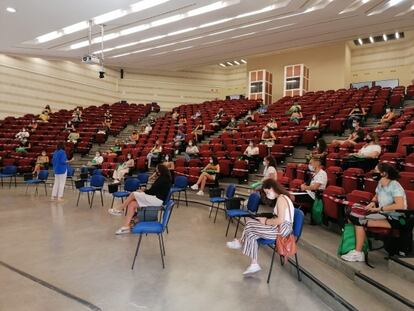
[123,201,139,227]
[195,173,206,186]
[355,220,391,251]
[200,174,214,191]
[116,192,136,211]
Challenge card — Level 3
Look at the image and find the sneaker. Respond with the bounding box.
[341,250,365,262]
[108,208,123,216]
[196,190,204,196]
[242,263,261,275]
[115,227,130,235]
[226,239,242,249]
[191,184,199,190]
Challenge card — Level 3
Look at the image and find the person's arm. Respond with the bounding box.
[265,197,288,226]
[270,131,276,139]
[244,148,249,155]
[367,196,405,212]
[301,182,321,191]
[215,165,220,174]
[261,132,266,140]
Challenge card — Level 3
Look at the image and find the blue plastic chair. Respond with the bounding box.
[225,192,260,237]
[0,165,17,188]
[209,184,236,223]
[66,166,75,189]
[170,176,188,208]
[131,200,175,270]
[25,170,49,195]
[110,178,140,209]
[76,174,105,208]
[258,208,304,283]
[137,173,149,186]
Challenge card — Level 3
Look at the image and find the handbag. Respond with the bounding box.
[225,197,243,210]
[337,223,368,256]
[108,183,119,194]
[209,187,223,198]
[276,200,297,263]
[74,180,85,189]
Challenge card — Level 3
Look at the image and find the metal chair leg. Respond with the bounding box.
[234,218,240,238]
[295,253,301,281]
[158,234,165,269]
[35,185,38,196]
[177,191,181,208]
[14,176,17,187]
[111,197,115,209]
[160,233,166,256]
[225,217,231,236]
[100,190,103,206]
[44,183,47,196]
[131,234,143,270]
[213,203,220,223]
[87,192,90,205]
[209,203,214,218]
[267,245,277,283]
[25,184,29,194]
[90,192,95,208]
[76,192,81,206]
[184,190,188,206]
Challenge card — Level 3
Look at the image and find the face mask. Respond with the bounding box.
[189,142,193,146]
[265,190,277,200]
[249,143,253,147]
[165,156,169,161]
[316,144,320,148]
[386,109,390,113]
[312,117,316,121]
[209,159,213,164]
[308,164,315,172]
[127,155,131,159]
[96,154,100,157]
[352,123,357,128]
[263,161,268,167]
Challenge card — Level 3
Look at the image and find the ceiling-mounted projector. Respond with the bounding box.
[82,54,101,65]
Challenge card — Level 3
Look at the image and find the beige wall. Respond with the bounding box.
[0,54,247,119]
[350,31,414,86]
[247,43,348,100]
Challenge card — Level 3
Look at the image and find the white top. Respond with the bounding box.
[245,146,259,156]
[263,166,277,179]
[144,125,152,134]
[186,145,199,154]
[307,169,328,199]
[93,156,104,165]
[358,144,381,157]
[274,194,295,223]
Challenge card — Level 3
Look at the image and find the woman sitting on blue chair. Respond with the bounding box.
[226,179,294,275]
[108,164,172,235]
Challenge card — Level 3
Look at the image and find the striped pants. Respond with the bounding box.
[241,219,291,261]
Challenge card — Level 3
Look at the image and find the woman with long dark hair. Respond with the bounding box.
[227,179,294,275]
[108,164,172,235]
[191,156,220,196]
[342,163,407,262]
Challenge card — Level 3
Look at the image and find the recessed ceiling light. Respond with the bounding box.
[240,59,247,64]
[358,38,363,45]
[219,63,226,68]
[383,34,387,41]
[226,62,234,66]
[6,7,16,13]
[234,60,240,65]
[395,32,400,39]
[37,31,62,43]
[369,36,374,43]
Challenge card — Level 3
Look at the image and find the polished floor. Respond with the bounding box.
[0,186,332,311]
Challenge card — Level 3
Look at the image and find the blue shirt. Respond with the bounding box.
[376,180,407,218]
[52,149,68,175]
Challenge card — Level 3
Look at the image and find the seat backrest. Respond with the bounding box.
[67,166,75,177]
[2,165,17,175]
[247,192,260,213]
[293,208,305,240]
[161,200,175,229]
[38,170,49,181]
[92,169,102,175]
[174,176,188,188]
[90,175,105,187]
[137,173,149,184]
[124,178,140,192]
[225,184,236,199]
[406,190,414,211]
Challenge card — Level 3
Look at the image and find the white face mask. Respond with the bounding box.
[308,164,315,172]
[165,156,169,161]
[265,190,277,200]
[312,117,316,121]
[127,155,131,159]
[352,122,357,128]
[263,161,268,167]
[386,109,391,113]
[249,143,253,147]
[189,142,193,146]
[209,159,213,164]
[96,154,100,157]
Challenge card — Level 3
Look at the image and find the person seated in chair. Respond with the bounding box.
[341,132,381,171]
[84,151,104,174]
[15,127,30,144]
[261,126,276,147]
[266,118,278,131]
[341,163,407,262]
[190,156,220,196]
[104,110,112,120]
[178,115,187,127]
[16,141,31,153]
[112,153,135,183]
[171,111,179,121]
[306,138,328,163]
[128,130,139,145]
[184,140,199,161]
[243,141,259,170]
[226,179,294,275]
[173,129,186,154]
[64,120,75,132]
[147,140,162,169]
[244,110,254,122]
[28,119,38,133]
[380,107,396,125]
[191,110,201,119]
[107,139,122,155]
[226,117,238,132]
[307,115,320,130]
[108,164,172,235]
[144,123,152,134]
[290,108,303,125]
[38,110,50,122]
[33,150,49,176]
[210,108,225,127]
[294,157,327,208]
[286,102,301,115]
[71,107,82,123]
[67,129,80,144]
[162,154,175,171]
[103,117,112,132]
[331,119,364,146]
[192,121,204,141]
[347,103,366,129]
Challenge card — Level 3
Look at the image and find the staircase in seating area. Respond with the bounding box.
[70,111,162,171]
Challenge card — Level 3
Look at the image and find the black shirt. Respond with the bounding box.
[145,175,172,202]
[352,128,365,143]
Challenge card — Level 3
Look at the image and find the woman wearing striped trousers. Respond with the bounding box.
[227,179,294,275]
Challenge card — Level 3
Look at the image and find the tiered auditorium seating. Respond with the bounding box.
[0,103,150,174]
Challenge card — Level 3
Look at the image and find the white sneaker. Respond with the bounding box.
[242,264,261,275]
[196,190,204,196]
[108,208,123,216]
[226,239,242,249]
[115,227,130,235]
[341,250,365,262]
[191,184,199,190]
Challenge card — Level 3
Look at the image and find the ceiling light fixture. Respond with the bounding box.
[219,63,226,67]
[236,5,275,18]
[37,31,63,43]
[199,18,233,28]
[188,1,228,17]
[93,9,126,24]
[226,62,234,66]
[367,0,405,16]
[358,38,363,45]
[395,31,400,38]
[62,21,89,35]
[240,59,247,64]
[130,0,170,12]
[6,7,16,13]
[234,60,240,65]
[369,36,374,43]
[383,34,387,41]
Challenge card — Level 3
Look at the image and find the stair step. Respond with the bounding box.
[388,257,414,283]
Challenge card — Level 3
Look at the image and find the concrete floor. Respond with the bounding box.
[0,187,332,311]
